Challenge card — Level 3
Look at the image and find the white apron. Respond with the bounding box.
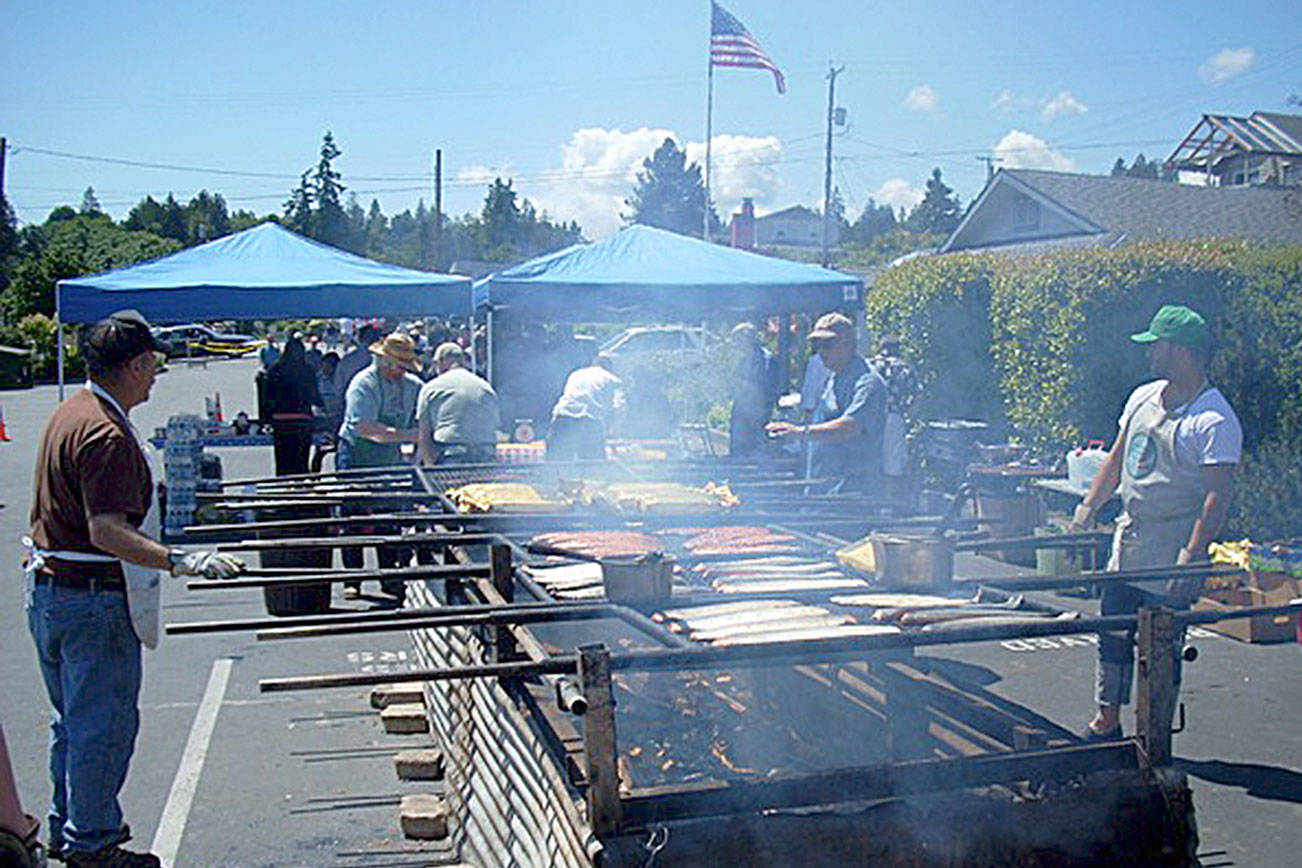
[23,382,162,648]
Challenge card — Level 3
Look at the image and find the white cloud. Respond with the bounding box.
[992,129,1076,172]
[1041,90,1088,121]
[992,89,1017,112]
[1200,47,1255,83]
[904,84,938,113]
[872,178,925,215]
[522,127,783,239]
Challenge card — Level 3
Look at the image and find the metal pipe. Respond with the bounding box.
[257,602,1302,693]
[185,563,492,590]
[222,466,418,487]
[256,603,623,640]
[961,563,1240,591]
[199,490,435,503]
[954,531,1111,552]
[215,531,502,552]
[167,598,614,635]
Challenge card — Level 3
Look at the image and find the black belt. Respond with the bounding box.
[34,564,126,591]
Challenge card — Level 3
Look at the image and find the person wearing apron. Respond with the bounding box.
[417,342,500,467]
[1069,306,1241,740]
[336,332,423,601]
[24,311,243,867]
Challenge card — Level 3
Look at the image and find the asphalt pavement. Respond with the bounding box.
[1,356,1300,866]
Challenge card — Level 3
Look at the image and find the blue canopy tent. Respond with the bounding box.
[475,224,862,321]
[55,222,472,392]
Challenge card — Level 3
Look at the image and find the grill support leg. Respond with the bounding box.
[489,544,518,662]
[1135,607,1177,766]
[578,643,623,836]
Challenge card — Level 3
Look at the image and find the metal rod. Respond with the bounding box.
[962,563,1240,590]
[200,490,435,503]
[256,603,623,640]
[954,531,1111,552]
[167,599,618,635]
[222,466,419,487]
[215,532,501,552]
[257,602,1302,693]
[186,563,492,590]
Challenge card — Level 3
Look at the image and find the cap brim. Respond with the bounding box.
[1129,331,1160,344]
[808,330,838,341]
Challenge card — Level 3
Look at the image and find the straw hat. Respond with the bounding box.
[369,332,422,372]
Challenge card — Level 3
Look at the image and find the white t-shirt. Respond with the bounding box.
[1117,380,1242,468]
[552,366,623,424]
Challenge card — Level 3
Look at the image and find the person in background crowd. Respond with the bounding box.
[25,310,242,867]
[417,343,500,465]
[547,352,623,461]
[728,322,779,459]
[317,351,344,437]
[336,332,424,601]
[265,336,322,476]
[767,312,886,493]
[303,334,324,375]
[334,324,380,397]
[870,334,921,497]
[258,331,281,369]
[1068,305,1241,741]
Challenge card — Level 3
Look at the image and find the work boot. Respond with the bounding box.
[64,844,160,867]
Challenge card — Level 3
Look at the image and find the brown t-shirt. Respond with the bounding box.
[29,388,153,555]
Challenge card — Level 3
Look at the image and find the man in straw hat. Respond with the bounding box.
[337,331,424,601]
[1068,304,1241,741]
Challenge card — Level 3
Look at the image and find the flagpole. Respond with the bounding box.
[704,15,714,243]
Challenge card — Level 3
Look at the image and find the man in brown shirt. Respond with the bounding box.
[26,310,242,867]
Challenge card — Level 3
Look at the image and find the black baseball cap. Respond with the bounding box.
[83,309,164,371]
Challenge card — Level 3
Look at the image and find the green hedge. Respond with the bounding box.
[867,239,1302,539]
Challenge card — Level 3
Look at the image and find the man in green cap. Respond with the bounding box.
[1069,304,1242,740]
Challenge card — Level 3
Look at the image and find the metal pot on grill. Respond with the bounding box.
[868,532,955,589]
[600,552,674,609]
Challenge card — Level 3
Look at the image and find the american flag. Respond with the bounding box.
[710,2,786,94]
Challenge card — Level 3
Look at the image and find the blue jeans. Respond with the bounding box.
[1095,582,1188,707]
[27,584,142,855]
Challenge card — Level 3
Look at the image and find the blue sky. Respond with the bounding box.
[3,1,1299,238]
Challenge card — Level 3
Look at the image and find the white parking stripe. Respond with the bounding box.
[151,658,233,867]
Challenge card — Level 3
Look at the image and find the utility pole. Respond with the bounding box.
[0,138,7,207]
[976,155,998,185]
[433,149,443,271]
[821,65,844,268]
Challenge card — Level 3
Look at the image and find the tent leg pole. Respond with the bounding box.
[487,308,494,384]
[57,305,65,401]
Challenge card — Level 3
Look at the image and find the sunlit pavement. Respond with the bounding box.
[1,356,1299,865]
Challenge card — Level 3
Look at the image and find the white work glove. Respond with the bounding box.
[171,551,246,580]
[1066,503,1095,534]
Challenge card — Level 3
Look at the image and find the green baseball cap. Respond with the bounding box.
[1129,305,1210,350]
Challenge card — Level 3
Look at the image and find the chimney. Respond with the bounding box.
[731,198,756,249]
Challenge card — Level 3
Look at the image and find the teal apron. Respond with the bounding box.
[349,378,410,468]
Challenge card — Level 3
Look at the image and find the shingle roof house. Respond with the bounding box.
[941,168,1302,254]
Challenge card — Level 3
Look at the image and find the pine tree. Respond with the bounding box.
[904,168,962,234]
[80,187,103,216]
[624,137,720,238]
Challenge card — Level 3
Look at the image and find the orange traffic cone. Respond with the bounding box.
[0,405,10,442]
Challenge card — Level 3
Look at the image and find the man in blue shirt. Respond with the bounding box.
[768,312,886,493]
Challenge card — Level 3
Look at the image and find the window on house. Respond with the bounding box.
[1014,195,1040,231]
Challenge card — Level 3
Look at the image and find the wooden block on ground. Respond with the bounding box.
[395,748,445,781]
[381,703,430,734]
[370,683,427,709]
[400,793,450,840]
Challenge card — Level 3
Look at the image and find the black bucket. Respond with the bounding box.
[258,506,332,616]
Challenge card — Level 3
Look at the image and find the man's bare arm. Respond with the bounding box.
[88,513,172,570]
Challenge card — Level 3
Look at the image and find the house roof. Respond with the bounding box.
[757,205,820,222]
[942,168,1302,253]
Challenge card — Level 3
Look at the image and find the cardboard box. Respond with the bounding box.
[1194,579,1300,643]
